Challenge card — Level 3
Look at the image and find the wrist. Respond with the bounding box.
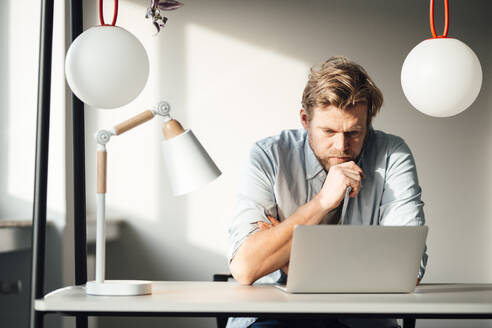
[312,194,336,214]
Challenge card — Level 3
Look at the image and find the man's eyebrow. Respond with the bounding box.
[320,125,363,131]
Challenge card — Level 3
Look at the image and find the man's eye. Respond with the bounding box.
[347,131,360,137]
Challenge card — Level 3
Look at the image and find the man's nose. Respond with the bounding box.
[334,133,348,151]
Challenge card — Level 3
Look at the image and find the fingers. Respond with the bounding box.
[256,216,280,231]
[267,216,280,226]
[335,163,364,198]
[342,169,362,182]
[256,221,270,231]
[337,168,362,198]
[347,180,360,198]
[348,185,359,198]
[339,161,366,179]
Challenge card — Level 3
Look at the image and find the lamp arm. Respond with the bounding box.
[95,101,184,145]
[113,109,155,135]
[93,109,157,147]
[111,100,186,139]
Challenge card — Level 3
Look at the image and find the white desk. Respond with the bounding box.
[35,281,492,319]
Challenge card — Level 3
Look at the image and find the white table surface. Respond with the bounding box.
[34,281,492,315]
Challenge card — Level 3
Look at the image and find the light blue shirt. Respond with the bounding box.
[227,127,428,328]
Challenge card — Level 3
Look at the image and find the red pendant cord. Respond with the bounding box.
[99,0,118,26]
[429,0,449,38]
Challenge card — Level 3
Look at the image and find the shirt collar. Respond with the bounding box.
[304,125,374,180]
[304,133,324,180]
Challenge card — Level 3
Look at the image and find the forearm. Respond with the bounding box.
[230,195,330,285]
[248,234,293,281]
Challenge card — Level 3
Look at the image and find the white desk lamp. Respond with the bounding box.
[64,4,220,295]
[86,101,221,296]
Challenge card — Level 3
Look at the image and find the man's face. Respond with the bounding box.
[300,104,368,172]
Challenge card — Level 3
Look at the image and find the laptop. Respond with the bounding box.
[276,225,428,293]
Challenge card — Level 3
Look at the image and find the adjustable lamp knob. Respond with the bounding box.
[95,130,113,145]
[154,101,172,117]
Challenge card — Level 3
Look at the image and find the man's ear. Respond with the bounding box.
[300,108,309,130]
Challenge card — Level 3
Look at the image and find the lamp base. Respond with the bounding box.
[86,280,152,296]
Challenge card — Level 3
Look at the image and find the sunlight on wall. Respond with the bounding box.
[183,23,309,256]
[6,1,38,211]
[6,0,66,223]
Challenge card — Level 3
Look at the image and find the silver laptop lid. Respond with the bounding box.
[286,225,428,293]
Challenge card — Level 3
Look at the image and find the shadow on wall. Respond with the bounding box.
[99,1,491,328]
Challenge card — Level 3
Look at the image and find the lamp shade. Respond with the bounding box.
[401,38,482,117]
[65,26,149,109]
[161,130,221,196]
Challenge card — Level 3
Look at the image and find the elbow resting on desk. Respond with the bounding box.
[229,229,291,285]
[230,255,256,285]
[230,238,279,285]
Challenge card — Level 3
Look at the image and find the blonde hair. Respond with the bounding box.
[301,56,383,124]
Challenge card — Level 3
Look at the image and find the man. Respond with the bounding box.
[227,56,428,328]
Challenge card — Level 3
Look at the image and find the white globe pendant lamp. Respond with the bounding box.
[65,0,149,109]
[401,0,482,117]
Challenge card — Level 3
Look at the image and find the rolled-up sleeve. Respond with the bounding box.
[227,144,278,263]
[379,140,428,279]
